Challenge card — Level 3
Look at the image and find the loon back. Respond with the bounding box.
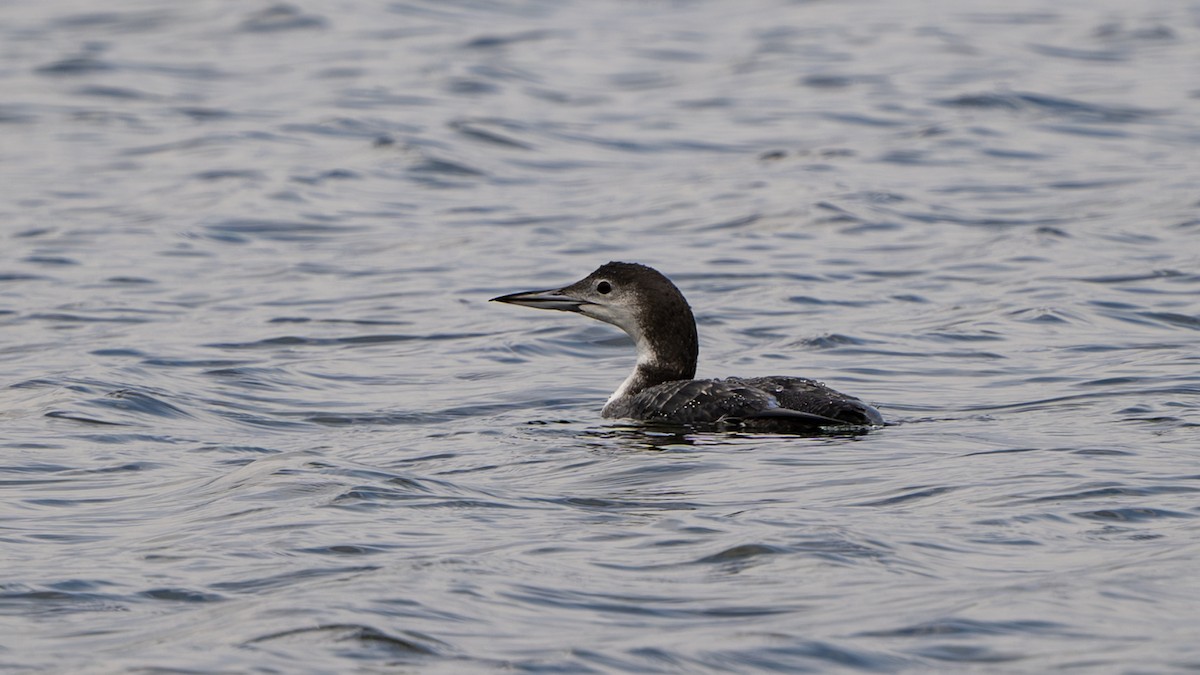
[491,261,883,431]
[603,376,883,429]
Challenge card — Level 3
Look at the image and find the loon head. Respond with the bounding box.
[491,262,699,384]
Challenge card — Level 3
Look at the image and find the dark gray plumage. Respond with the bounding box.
[492,262,882,431]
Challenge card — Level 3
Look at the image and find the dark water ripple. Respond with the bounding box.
[3,0,1200,671]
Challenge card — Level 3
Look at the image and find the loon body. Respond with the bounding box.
[491,262,883,431]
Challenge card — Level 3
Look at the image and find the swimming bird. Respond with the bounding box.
[491,262,883,431]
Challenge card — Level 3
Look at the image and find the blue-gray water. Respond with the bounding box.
[3,0,1200,671]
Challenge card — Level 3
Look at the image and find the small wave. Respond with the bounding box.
[239,4,326,32]
[859,617,1070,638]
[138,588,224,603]
[247,623,446,659]
[206,332,486,350]
[853,485,957,507]
[938,91,1157,123]
[1074,507,1194,522]
[200,218,366,243]
[35,55,114,75]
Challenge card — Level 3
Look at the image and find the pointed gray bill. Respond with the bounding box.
[490,288,589,313]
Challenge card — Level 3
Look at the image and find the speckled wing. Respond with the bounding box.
[737,376,883,425]
[615,376,881,428]
[617,378,780,423]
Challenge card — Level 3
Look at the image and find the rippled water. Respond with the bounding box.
[3,0,1200,671]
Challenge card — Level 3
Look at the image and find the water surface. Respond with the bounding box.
[3,0,1200,671]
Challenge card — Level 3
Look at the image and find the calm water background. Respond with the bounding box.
[3,0,1200,671]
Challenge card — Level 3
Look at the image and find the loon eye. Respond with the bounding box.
[596,280,612,294]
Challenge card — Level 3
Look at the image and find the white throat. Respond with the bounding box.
[604,334,657,409]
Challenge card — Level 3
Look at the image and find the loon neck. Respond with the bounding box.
[640,297,699,381]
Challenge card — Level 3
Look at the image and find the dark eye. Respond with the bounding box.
[596,280,612,294]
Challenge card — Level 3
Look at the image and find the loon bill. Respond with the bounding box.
[491,261,883,431]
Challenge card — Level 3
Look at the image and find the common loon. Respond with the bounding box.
[491,262,883,431]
